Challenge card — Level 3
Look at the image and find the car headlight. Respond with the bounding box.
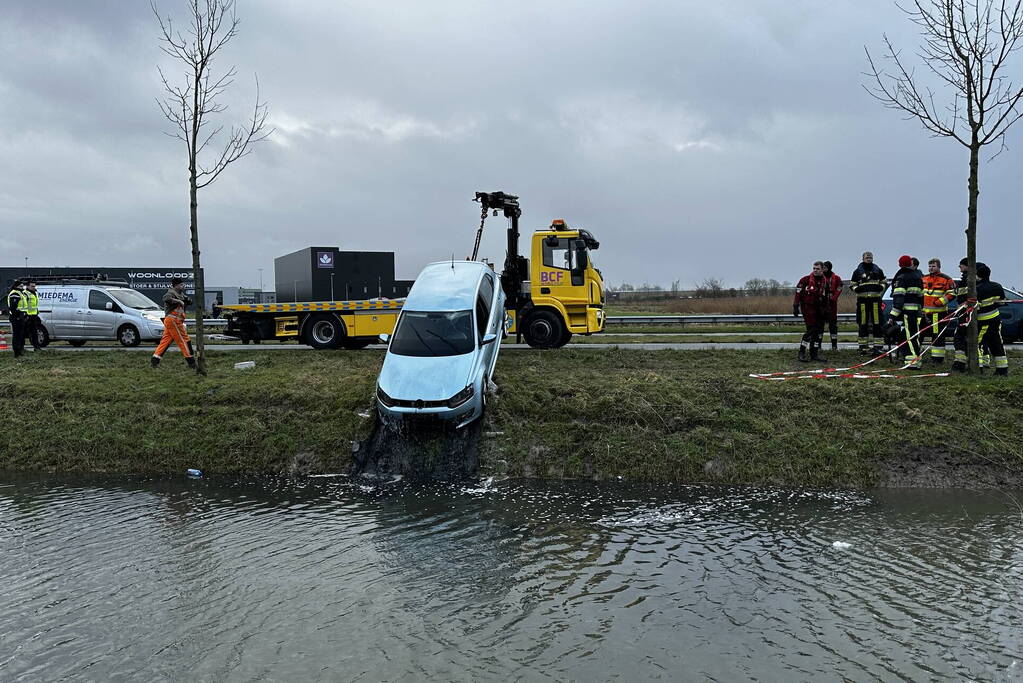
[447,384,475,409]
[377,386,396,408]
[144,313,163,322]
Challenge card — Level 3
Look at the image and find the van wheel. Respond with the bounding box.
[341,338,372,350]
[33,325,51,348]
[523,310,565,349]
[305,314,344,350]
[118,324,141,347]
[68,340,87,347]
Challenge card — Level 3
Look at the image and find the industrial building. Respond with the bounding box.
[273,247,413,302]
[0,266,199,305]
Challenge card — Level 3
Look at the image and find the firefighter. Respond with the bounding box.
[953,257,991,367]
[952,263,1008,375]
[151,277,195,369]
[22,280,42,351]
[920,258,956,364]
[793,261,830,362]
[5,279,27,357]
[821,260,843,351]
[850,251,887,356]
[887,254,924,369]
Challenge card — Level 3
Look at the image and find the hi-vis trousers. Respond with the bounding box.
[154,310,192,359]
[856,297,883,351]
[920,310,950,360]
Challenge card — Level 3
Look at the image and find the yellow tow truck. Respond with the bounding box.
[216,190,604,349]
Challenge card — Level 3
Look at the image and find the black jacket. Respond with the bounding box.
[889,267,923,319]
[851,262,886,298]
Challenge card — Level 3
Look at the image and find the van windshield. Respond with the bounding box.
[106,288,160,310]
[389,310,474,357]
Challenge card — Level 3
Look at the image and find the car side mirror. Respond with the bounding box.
[105,302,113,310]
[481,332,498,346]
[378,333,390,344]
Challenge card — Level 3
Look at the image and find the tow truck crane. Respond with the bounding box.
[215,191,604,349]
[473,191,605,348]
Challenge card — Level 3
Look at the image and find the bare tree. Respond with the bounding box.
[154,0,271,375]
[866,0,1023,373]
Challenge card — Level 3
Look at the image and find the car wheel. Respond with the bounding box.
[118,324,141,347]
[34,325,50,348]
[68,339,87,347]
[523,310,565,349]
[341,338,373,350]
[305,314,344,350]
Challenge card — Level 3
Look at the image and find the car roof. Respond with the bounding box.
[404,261,490,311]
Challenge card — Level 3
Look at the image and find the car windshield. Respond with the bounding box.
[106,288,160,310]
[390,310,474,357]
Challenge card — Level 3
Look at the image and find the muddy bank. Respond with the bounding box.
[880,449,1023,488]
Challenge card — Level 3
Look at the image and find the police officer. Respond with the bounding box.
[888,254,924,369]
[22,280,42,351]
[850,251,887,356]
[5,279,27,357]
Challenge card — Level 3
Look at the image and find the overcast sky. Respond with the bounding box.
[1,1,1021,290]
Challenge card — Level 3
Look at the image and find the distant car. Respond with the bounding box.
[880,286,1022,343]
[376,261,506,429]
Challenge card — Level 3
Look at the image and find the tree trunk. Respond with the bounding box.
[189,167,207,376]
[965,138,980,374]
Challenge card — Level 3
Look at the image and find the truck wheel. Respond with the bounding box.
[34,325,51,348]
[340,338,373,350]
[68,340,87,347]
[523,310,565,349]
[558,329,573,348]
[118,324,141,347]
[305,314,344,350]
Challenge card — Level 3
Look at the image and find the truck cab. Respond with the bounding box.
[517,222,605,347]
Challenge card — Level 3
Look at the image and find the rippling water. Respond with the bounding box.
[2,474,1022,681]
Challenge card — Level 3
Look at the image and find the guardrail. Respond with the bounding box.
[605,313,857,325]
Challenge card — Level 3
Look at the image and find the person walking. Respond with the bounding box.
[952,262,1008,375]
[794,261,830,362]
[22,280,43,351]
[821,261,843,351]
[151,277,195,369]
[5,280,27,358]
[888,254,925,369]
[920,259,956,364]
[850,251,887,356]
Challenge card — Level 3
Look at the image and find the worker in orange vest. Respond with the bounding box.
[920,258,957,364]
[151,277,195,369]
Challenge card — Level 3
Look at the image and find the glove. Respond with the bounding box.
[793,305,801,317]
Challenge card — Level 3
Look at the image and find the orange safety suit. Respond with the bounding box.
[921,271,956,361]
[154,308,192,358]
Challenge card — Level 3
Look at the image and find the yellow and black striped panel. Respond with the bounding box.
[220,299,406,314]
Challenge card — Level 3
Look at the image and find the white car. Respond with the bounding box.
[35,280,166,347]
[376,261,506,429]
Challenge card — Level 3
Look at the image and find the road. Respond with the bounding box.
[29,342,866,352]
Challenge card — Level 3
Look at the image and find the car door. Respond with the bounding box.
[83,289,119,338]
[475,273,497,377]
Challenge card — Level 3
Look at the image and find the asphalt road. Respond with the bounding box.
[28,342,865,352]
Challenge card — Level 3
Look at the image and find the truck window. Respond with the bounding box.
[88,290,113,311]
[542,238,571,270]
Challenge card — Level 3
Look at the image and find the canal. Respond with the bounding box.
[2,475,1021,681]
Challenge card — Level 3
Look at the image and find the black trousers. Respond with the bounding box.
[920,311,950,359]
[856,298,884,348]
[827,316,839,346]
[25,315,42,349]
[8,315,26,356]
[901,312,921,362]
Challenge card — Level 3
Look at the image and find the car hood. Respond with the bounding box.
[378,350,477,401]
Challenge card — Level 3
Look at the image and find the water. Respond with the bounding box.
[2,474,1021,682]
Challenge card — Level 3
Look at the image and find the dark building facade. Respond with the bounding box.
[0,266,198,305]
[274,247,412,302]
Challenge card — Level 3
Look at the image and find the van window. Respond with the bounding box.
[89,290,114,311]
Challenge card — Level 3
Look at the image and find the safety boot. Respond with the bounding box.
[831,337,838,351]
[858,345,869,356]
[798,345,808,362]
[930,355,944,365]
[872,346,885,357]
[995,368,1008,376]
[150,355,161,368]
[810,347,826,363]
[186,356,196,369]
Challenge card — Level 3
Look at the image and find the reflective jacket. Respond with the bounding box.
[851,262,886,298]
[922,272,956,313]
[22,290,39,315]
[976,279,1005,322]
[6,288,25,317]
[889,267,924,319]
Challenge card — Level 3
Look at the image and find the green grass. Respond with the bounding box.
[1,349,1020,487]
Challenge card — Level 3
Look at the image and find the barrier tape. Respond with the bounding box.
[749,303,972,381]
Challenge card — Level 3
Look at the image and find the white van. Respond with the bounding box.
[35,281,166,347]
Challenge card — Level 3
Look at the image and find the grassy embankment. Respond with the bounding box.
[1,349,1020,487]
